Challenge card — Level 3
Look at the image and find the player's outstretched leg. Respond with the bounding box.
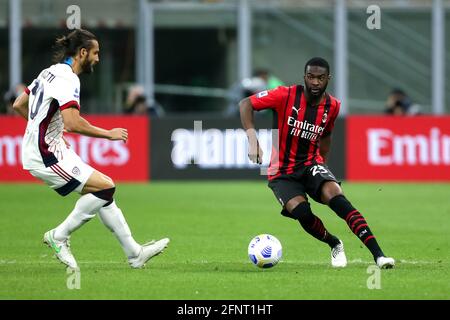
[98,200,170,268]
[328,194,395,269]
[289,202,347,268]
[45,190,114,269]
[82,171,169,268]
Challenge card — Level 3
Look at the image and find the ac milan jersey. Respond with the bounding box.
[250,85,340,180]
[22,63,81,170]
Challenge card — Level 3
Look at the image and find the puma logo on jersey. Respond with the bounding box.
[292,105,301,115]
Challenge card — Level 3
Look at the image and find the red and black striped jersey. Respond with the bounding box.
[249,84,340,180]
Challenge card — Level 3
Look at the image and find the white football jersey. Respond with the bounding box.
[22,63,80,170]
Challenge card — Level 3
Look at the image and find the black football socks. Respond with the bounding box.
[291,202,341,248]
[329,195,384,260]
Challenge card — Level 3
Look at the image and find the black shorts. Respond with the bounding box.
[268,164,339,210]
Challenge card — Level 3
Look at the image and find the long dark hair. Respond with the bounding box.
[53,29,97,63]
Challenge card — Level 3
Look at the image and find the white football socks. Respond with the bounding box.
[53,193,107,241]
[98,201,141,258]
[53,194,141,259]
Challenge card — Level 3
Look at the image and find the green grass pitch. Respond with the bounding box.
[0,181,448,299]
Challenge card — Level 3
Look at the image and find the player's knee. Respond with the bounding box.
[285,196,307,213]
[106,180,115,189]
[321,181,343,204]
[290,202,313,222]
[103,175,115,189]
[92,187,116,203]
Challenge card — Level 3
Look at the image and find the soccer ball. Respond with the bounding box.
[248,234,282,268]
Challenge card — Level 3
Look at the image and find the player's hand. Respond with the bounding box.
[248,139,263,165]
[109,128,128,142]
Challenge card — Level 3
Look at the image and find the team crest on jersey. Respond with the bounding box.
[322,112,328,123]
[72,166,80,176]
[257,90,268,98]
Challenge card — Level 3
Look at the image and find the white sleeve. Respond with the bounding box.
[25,74,42,95]
[50,75,81,111]
[25,80,35,95]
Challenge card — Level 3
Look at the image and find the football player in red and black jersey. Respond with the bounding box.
[240,57,395,269]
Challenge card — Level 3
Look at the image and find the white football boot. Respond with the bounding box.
[43,230,78,269]
[331,240,347,268]
[128,238,170,269]
[376,256,395,269]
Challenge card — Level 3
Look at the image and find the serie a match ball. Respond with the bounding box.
[248,234,282,268]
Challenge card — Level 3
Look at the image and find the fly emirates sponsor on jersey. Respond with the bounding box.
[287,116,325,140]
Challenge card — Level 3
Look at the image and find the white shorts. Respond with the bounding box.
[29,149,94,196]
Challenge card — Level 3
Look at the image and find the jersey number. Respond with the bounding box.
[311,165,329,176]
[29,80,44,120]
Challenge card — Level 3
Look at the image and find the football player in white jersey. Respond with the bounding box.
[13,29,169,270]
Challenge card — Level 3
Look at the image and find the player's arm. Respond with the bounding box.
[320,100,341,163]
[239,97,263,164]
[319,133,332,163]
[61,107,128,142]
[12,92,29,120]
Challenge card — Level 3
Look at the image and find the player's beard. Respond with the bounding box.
[81,59,95,74]
[305,83,328,97]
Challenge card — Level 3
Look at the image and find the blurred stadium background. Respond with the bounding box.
[1,0,449,114]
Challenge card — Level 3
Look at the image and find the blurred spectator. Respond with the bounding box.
[384,88,421,116]
[3,84,27,115]
[254,69,285,90]
[225,69,284,117]
[124,85,165,117]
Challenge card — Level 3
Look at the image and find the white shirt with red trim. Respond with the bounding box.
[22,63,80,170]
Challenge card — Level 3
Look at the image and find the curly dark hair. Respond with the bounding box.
[304,57,330,74]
